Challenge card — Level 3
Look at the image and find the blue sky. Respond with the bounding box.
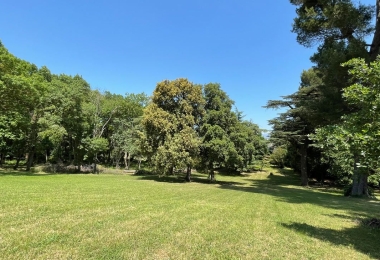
[0,0,374,131]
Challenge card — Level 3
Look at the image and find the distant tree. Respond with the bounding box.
[269,146,288,168]
[199,83,266,179]
[265,69,322,186]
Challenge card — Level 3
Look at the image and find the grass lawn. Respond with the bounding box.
[0,168,379,259]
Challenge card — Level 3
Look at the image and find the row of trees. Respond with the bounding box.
[0,41,148,171]
[266,0,380,196]
[0,42,266,178]
[141,79,267,181]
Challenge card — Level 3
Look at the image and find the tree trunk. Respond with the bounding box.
[13,154,22,170]
[185,166,191,182]
[351,156,369,196]
[92,163,97,174]
[208,171,216,182]
[26,148,35,171]
[138,159,141,170]
[300,142,308,186]
[351,155,360,195]
[124,152,129,170]
[115,152,121,169]
[26,112,38,172]
[369,0,380,61]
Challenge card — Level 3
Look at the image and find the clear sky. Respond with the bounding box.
[0,0,374,131]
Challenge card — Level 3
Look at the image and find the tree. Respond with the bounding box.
[311,57,380,196]
[200,83,240,180]
[0,44,48,170]
[265,69,322,186]
[142,78,205,181]
[200,83,267,179]
[110,93,149,169]
[271,0,380,185]
[290,0,375,56]
[39,74,91,169]
[269,146,288,168]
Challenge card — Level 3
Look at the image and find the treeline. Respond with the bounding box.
[266,0,380,196]
[0,42,267,178]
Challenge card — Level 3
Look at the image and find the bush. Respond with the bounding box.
[269,147,287,168]
[368,173,380,188]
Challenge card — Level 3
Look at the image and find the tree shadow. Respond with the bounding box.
[281,221,380,259]
[0,166,57,177]
[136,173,242,186]
[0,170,57,177]
[217,171,380,257]
[218,172,380,218]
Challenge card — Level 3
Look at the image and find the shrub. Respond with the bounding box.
[269,147,287,168]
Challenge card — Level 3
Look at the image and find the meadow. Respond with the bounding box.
[0,168,379,259]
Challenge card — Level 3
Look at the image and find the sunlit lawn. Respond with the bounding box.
[0,167,379,259]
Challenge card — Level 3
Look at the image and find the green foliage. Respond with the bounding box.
[200,83,267,174]
[311,57,380,196]
[270,146,288,168]
[290,0,374,48]
[313,57,380,169]
[0,41,264,177]
[368,173,380,187]
[142,78,205,177]
[0,41,148,169]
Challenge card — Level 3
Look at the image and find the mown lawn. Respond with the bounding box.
[0,168,379,259]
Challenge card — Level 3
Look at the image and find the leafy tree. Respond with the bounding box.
[200,83,240,180]
[0,43,48,170]
[269,146,288,168]
[39,74,91,168]
[142,78,205,181]
[200,83,267,179]
[109,93,149,169]
[269,0,380,185]
[311,57,380,196]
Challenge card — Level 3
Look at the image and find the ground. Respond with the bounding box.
[0,167,379,259]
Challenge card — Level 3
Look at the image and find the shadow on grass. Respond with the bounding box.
[281,221,380,259]
[219,172,380,213]
[136,173,242,186]
[0,166,58,177]
[217,170,380,257]
[0,170,57,177]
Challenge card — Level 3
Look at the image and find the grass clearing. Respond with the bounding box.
[0,168,379,259]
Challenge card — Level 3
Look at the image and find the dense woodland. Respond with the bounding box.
[2,0,380,197]
[0,41,267,181]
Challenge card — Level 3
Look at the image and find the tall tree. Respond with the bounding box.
[265,69,322,186]
[273,0,380,186]
[142,78,205,181]
[0,43,47,170]
[39,74,91,168]
[200,83,239,180]
[312,57,380,196]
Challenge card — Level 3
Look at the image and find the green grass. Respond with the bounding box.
[0,168,379,259]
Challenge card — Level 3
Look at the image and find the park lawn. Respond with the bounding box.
[0,168,379,259]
